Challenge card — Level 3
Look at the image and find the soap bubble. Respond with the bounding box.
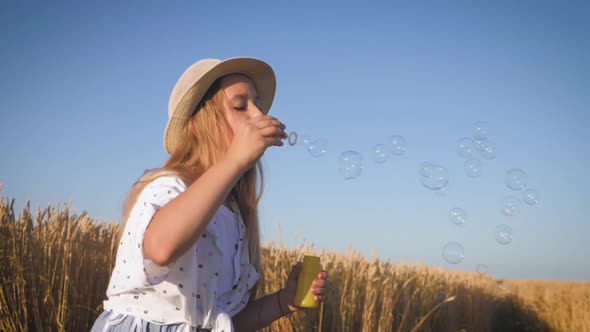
[372,144,390,163]
[419,162,435,177]
[388,135,407,156]
[457,137,475,159]
[434,290,447,303]
[339,151,363,180]
[464,158,482,178]
[473,138,488,152]
[476,264,489,275]
[422,175,451,197]
[501,196,521,216]
[496,280,511,293]
[495,224,512,245]
[523,188,540,205]
[419,162,449,190]
[496,279,510,292]
[479,140,497,160]
[307,139,328,158]
[449,208,467,225]
[442,242,464,264]
[300,134,311,147]
[473,121,489,140]
[506,169,528,190]
[433,183,451,197]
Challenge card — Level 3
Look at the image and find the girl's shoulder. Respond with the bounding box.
[145,175,187,191]
[135,175,188,208]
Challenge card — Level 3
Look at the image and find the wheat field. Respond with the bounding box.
[1,196,588,332]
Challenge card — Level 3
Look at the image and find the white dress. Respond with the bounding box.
[101,176,260,332]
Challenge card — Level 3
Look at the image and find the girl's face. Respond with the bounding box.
[220,74,264,138]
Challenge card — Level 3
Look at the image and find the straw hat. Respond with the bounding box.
[164,57,276,154]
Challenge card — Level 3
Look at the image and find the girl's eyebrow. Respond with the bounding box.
[222,89,259,104]
[230,94,247,102]
[230,93,260,104]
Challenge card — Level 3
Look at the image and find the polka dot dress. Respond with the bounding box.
[100,176,260,332]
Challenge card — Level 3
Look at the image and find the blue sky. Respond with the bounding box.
[1,1,588,281]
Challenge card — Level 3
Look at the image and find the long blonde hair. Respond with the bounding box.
[119,77,265,299]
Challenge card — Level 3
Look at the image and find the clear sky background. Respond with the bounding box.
[1,1,588,281]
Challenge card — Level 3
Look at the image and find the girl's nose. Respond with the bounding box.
[250,105,263,117]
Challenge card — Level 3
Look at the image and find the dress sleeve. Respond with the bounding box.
[121,176,187,286]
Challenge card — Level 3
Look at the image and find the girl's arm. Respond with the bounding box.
[143,115,285,266]
[143,155,244,266]
[232,288,291,332]
[232,263,329,331]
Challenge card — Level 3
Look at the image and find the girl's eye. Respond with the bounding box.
[234,105,247,111]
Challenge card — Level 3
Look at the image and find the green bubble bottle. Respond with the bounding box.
[294,255,322,308]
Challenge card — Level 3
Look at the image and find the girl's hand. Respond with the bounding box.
[279,261,329,314]
[225,115,287,170]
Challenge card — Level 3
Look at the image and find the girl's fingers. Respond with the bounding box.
[251,116,285,130]
[314,295,326,302]
[312,287,326,295]
[313,278,328,288]
[264,136,285,147]
[259,126,287,138]
[262,115,284,127]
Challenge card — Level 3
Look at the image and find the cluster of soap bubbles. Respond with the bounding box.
[502,168,539,216]
[495,168,540,246]
[456,121,496,178]
[288,131,328,158]
[288,121,541,278]
[438,122,540,277]
[439,122,500,266]
[288,131,407,180]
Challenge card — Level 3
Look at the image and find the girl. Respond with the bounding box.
[91,57,329,332]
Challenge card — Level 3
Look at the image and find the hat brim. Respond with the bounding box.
[164,57,276,154]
